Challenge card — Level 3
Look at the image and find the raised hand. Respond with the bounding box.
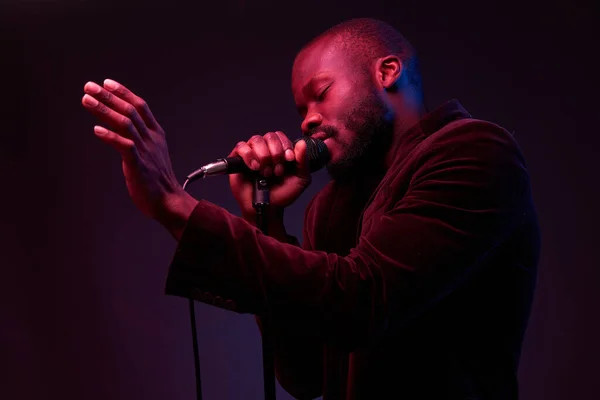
[81,79,197,239]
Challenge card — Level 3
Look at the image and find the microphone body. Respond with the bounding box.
[186,137,329,182]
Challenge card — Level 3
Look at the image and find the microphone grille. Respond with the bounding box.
[294,137,330,173]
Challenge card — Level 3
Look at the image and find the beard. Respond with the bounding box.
[325,90,394,184]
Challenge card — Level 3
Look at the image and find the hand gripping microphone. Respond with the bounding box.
[184,137,330,184]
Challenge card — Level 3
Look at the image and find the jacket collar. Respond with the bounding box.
[419,99,472,136]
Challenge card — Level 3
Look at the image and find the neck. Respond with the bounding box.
[384,93,425,169]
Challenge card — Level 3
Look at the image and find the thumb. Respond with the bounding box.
[294,139,310,179]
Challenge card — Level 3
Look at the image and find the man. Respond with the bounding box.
[82,18,539,400]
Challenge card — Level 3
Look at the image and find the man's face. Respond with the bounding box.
[291,37,393,182]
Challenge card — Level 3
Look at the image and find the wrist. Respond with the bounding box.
[159,190,199,241]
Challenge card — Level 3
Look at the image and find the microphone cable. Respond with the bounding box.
[182,177,203,400]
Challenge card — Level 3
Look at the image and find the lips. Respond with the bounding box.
[310,132,330,141]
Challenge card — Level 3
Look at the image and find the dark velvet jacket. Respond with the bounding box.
[165,100,540,399]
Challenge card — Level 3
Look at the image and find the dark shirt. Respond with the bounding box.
[165,100,540,399]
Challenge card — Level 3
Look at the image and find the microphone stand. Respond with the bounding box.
[181,173,276,400]
[253,175,277,400]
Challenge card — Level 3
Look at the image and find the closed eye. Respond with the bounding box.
[317,84,331,101]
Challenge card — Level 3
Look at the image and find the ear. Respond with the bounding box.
[375,55,403,91]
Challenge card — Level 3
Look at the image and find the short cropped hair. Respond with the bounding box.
[305,18,423,94]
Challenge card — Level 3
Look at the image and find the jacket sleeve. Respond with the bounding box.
[165,125,531,351]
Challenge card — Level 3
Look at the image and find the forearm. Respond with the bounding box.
[159,191,292,244]
[242,206,294,244]
[165,199,383,343]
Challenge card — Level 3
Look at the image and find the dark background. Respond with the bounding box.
[1,0,598,399]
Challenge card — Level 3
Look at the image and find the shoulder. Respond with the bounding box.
[420,118,524,161]
[380,117,532,212]
[402,118,530,182]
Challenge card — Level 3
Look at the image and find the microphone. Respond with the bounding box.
[185,137,330,183]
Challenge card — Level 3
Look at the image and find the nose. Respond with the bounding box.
[301,112,323,134]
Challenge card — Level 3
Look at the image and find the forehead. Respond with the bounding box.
[291,36,352,94]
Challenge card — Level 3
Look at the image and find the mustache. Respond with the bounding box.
[306,125,339,138]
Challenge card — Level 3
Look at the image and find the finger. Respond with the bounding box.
[274,131,295,163]
[93,125,137,163]
[264,132,285,177]
[230,141,260,171]
[294,138,310,179]
[84,81,147,137]
[247,135,273,177]
[82,94,142,143]
[102,78,158,129]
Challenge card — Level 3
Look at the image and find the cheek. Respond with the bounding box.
[333,130,354,147]
[322,84,364,155]
[326,83,357,122]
